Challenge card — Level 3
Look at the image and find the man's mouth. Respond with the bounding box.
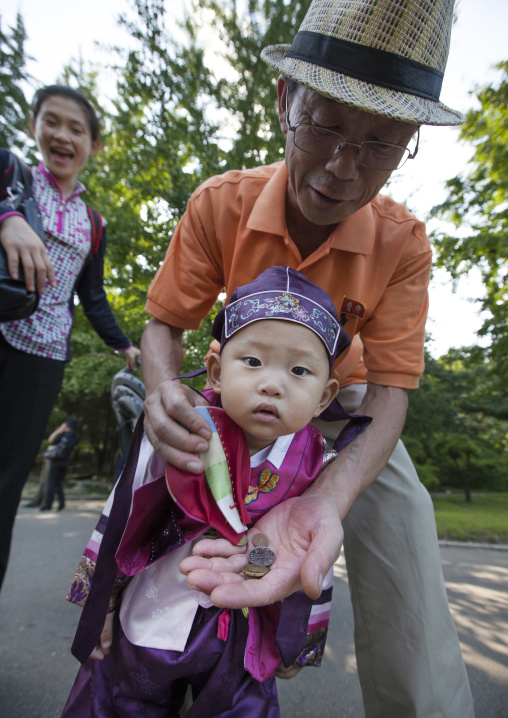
[312,186,350,204]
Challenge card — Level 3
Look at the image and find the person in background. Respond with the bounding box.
[25,420,71,508]
[139,1,474,716]
[0,84,140,590]
[40,416,79,512]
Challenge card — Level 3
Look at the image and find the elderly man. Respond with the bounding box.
[139,1,473,715]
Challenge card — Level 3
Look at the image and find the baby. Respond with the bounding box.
[63,266,359,718]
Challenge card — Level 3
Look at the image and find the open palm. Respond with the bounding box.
[180,492,344,608]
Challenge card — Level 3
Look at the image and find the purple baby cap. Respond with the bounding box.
[212,266,350,373]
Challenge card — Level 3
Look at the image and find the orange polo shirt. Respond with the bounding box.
[146,161,431,389]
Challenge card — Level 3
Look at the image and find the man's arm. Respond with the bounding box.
[180,383,408,606]
[141,318,212,471]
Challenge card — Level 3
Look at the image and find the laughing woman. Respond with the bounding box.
[0,85,140,589]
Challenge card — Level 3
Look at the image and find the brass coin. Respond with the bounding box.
[252,533,269,547]
[236,534,248,547]
[242,563,269,578]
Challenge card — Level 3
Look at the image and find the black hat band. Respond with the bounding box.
[287,30,444,102]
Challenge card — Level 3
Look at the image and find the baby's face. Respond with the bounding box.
[211,320,337,454]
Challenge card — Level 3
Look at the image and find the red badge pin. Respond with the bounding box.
[340,296,366,319]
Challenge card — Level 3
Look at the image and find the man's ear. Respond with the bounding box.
[314,378,339,417]
[277,75,289,135]
[206,352,222,394]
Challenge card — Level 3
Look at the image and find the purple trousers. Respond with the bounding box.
[62,607,280,718]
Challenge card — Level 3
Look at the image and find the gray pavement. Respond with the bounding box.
[0,498,507,717]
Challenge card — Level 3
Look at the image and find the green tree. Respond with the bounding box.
[187,0,308,169]
[0,12,32,152]
[431,62,508,381]
[403,344,508,495]
[432,434,483,503]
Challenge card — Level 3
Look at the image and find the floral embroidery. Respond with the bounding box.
[66,555,94,607]
[145,581,159,602]
[130,663,160,695]
[66,555,130,612]
[244,468,279,505]
[293,627,328,667]
[226,290,340,357]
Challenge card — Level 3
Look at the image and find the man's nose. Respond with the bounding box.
[324,143,361,180]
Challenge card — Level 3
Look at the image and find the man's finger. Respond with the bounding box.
[204,561,302,608]
[181,553,248,575]
[143,420,207,472]
[191,537,247,558]
[185,568,245,596]
[300,523,343,599]
[160,388,211,441]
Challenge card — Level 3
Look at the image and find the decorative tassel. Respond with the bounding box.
[217,608,230,641]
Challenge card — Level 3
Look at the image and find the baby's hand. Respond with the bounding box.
[275,661,302,680]
[89,611,114,661]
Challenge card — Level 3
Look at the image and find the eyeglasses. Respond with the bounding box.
[286,98,419,171]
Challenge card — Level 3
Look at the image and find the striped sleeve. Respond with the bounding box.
[66,485,130,610]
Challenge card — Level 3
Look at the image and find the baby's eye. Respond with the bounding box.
[244,357,261,367]
[291,366,309,376]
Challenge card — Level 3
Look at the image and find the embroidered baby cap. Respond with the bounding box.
[212,266,350,374]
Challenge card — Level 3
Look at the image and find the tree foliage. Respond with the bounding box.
[415,62,508,497]
[186,0,308,169]
[4,3,507,486]
[431,62,508,381]
[0,13,32,152]
[403,346,508,496]
[56,0,311,474]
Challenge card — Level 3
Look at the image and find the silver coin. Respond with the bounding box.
[249,546,276,567]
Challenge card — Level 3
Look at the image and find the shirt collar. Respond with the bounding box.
[36,162,87,199]
[250,433,295,470]
[247,160,375,255]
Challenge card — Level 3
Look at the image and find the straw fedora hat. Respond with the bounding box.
[261,0,465,126]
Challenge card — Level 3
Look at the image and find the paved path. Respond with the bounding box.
[0,500,507,717]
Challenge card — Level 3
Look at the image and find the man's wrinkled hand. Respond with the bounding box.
[143,379,211,472]
[180,493,344,608]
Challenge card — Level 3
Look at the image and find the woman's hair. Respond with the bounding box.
[31,85,101,143]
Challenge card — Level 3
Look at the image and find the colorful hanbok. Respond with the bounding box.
[62,391,337,718]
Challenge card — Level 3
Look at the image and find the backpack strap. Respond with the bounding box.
[2,152,45,241]
[87,206,103,254]
[2,152,28,209]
